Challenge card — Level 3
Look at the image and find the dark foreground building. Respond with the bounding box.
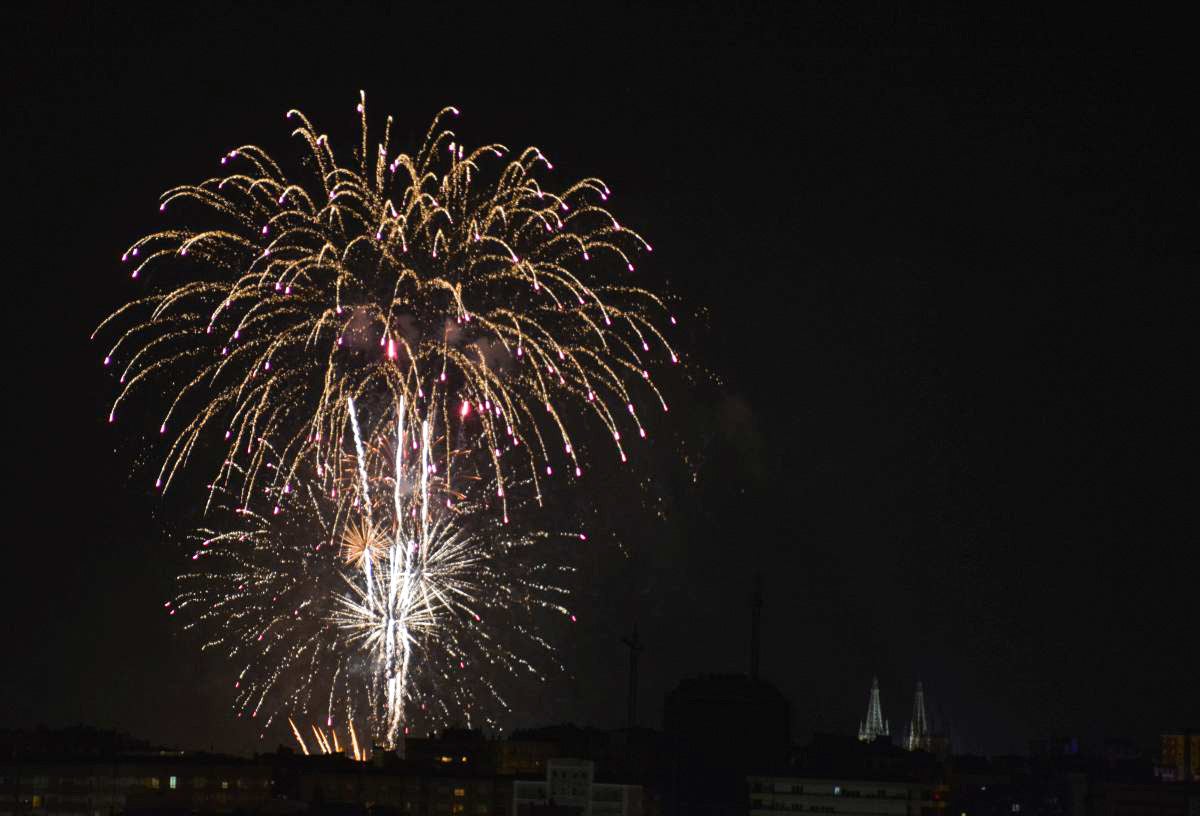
[0,726,648,816]
[663,674,791,816]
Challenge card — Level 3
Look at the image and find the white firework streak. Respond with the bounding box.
[337,396,483,749]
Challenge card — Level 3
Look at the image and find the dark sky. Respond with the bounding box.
[3,6,1195,757]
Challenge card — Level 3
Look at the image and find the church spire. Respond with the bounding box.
[906,680,929,751]
[858,676,890,742]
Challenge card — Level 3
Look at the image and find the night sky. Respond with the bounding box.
[3,7,1195,757]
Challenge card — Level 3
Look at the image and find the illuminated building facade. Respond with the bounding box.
[1160,732,1199,783]
[512,758,643,816]
[749,776,949,816]
[0,754,273,815]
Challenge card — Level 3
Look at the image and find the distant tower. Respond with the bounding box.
[906,681,930,751]
[858,676,890,742]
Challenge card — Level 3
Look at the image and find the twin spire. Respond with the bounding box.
[857,676,890,742]
[858,676,931,751]
[905,680,930,751]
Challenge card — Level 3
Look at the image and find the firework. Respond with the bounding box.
[102,94,678,750]
[95,91,678,519]
[174,401,577,749]
[289,718,366,761]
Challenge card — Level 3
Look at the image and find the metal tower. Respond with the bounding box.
[621,627,643,728]
[750,574,763,680]
[905,680,930,751]
[858,676,890,742]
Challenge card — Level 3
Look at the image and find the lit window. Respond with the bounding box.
[222,781,229,790]
[454,788,466,797]
[31,795,43,808]
[169,776,177,790]
[833,786,841,796]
